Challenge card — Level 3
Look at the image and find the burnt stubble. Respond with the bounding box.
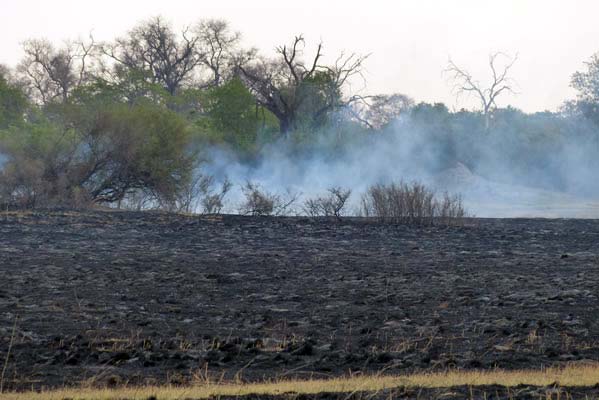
[1,210,598,390]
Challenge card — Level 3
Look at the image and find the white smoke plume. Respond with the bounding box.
[201,114,599,218]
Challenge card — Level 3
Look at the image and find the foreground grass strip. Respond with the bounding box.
[2,363,599,400]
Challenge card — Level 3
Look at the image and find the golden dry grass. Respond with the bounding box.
[2,363,599,400]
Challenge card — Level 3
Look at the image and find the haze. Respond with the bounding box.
[1,0,598,112]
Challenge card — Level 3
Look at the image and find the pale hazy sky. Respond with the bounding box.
[2,0,598,112]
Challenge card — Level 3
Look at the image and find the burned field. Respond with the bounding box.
[1,211,599,392]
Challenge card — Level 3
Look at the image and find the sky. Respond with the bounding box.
[1,0,598,112]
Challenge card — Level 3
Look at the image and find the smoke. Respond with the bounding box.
[203,116,433,214]
[199,111,599,218]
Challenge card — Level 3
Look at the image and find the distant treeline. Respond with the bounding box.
[0,17,598,210]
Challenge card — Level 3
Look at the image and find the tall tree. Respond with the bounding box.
[237,35,367,134]
[195,19,253,87]
[17,37,95,104]
[570,52,599,124]
[103,17,202,95]
[446,52,518,131]
[357,93,414,129]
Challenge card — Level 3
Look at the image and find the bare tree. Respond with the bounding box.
[102,17,202,95]
[304,187,351,219]
[195,19,253,87]
[239,181,299,216]
[156,173,213,213]
[446,52,518,130]
[355,93,414,129]
[18,37,95,104]
[201,177,232,214]
[237,35,368,134]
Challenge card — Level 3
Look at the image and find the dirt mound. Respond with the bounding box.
[434,163,599,218]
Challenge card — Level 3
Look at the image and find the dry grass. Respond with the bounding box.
[2,363,599,400]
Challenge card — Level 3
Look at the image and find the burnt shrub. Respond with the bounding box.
[360,181,467,226]
[200,177,232,214]
[239,181,299,216]
[304,186,351,219]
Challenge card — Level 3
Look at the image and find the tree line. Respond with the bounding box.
[0,16,598,210]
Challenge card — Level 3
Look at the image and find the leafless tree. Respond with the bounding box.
[304,186,351,219]
[17,37,95,104]
[239,181,299,216]
[195,19,253,87]
[237,35,368,134]
[239,181,271,216]
[355,93,414,129]
[156,173,214,213]
[102,17,202,95]
[201,177,232,214]
[446,52,518,130]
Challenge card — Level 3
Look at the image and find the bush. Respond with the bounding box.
[0,103,195,209]
[200,177,232,214]
[360,181,467,226]
[304,187,351,219]
[239,181,298,216]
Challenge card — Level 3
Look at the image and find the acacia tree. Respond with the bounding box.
[446,52,518,130]
[102,17,203,95]
[237,35,367,134]
[17,37,95,104]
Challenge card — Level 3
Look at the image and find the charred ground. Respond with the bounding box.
[0,211,598,391]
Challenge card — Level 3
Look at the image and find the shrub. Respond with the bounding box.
[304,186,351,219]
[360,181,467,226]
[201,177,232,214]
[239,181,298,216]
[0,103,195,210]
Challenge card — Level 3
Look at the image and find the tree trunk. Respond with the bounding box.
[279,116,291,135]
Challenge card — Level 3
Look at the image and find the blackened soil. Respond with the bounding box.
[1,211,599,391]
[216,386,599,400]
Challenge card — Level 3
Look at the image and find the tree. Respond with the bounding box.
[204,77,266,153]
[0,101,195,208]
[86,104,195,203]
[304,187,351,218]
[570,52,599,124]
[195,19,253,87]
[446,52,518,130]
[0,67,29,128]
[358,93,414,129]
[237,35,367,134]
[103,17,202,95]
[17,37,95,104]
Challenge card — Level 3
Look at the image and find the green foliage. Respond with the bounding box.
[70,69,171,107]
[571,53,599,124]
[0,75,28,129]
[0,117,77,161]
[295,70,341,130]
[0,99,195,207]
[203,77,278,155]
[572,53,599,103]
[92,103,195,201]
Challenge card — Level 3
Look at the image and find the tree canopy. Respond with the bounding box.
[0,16,598,210]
